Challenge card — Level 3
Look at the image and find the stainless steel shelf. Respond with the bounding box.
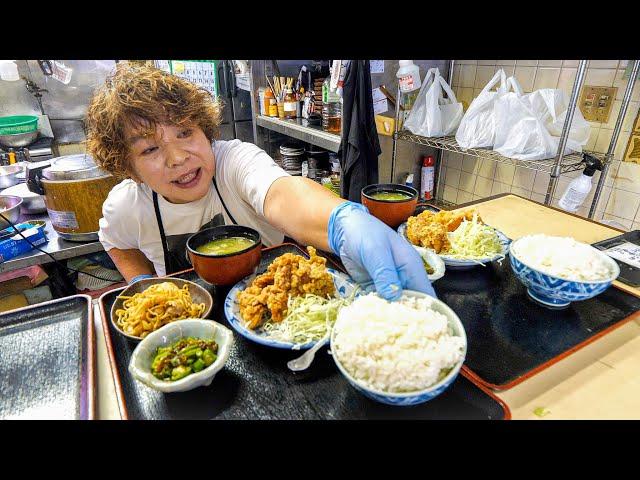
[256,115,341,152]
[394,131,607,175]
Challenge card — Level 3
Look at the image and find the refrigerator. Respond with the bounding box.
[154,60,254,143]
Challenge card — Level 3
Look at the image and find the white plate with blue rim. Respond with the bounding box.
[224,268,359,350]
[397,222,511,270]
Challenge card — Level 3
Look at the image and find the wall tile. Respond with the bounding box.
[604,189,640,220]
[477,60,497,66]
[557,68,578,96]
[614,162,640,194]
[495,163,516,185]
[595,128,614,152]
[491,181,511,195]
[473,195,483,200]
[604,161,621,187]
[458,88,474,108]
[459,171,477,192]
[531,192,546,203]
[516,60,538,67]
[601,213,633,230]
[474,177,494,197]
[513,166,536,190]
[461,64,477,88]
[457,60,478,65]
[443,185,458,204]
[588,60,620,69]
[613,69,640,102]
[461,155,477,173]
[478,159,496,178]
[533,68,561,90]
[603,100,623,130]
[563,60,580,67]
[539,60,563,67]
[496,65,515,77]
[620,60,629,68]
[497,60,516,66]
[445,167,461,189]
[621,102,640,131]
[475,66,495,89]
[510,186,533,198]
[514,66,537,92]
[533,171,551,194]
[585,68,617,87]
[585,127,600,150]
[457,190,474,204]
[452,64,461,87]
[446,152,464,170]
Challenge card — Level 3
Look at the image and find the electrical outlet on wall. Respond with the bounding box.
[579,86,618,122]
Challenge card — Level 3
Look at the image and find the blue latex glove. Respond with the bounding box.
[328,201,436,301]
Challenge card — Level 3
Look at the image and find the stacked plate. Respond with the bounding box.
[279,143,305,176]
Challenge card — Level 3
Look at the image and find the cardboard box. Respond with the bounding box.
[0,226,48,263]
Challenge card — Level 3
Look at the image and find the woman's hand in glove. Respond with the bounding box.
[328,201,436,301]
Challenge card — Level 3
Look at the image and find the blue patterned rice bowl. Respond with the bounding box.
[509,235,620,309]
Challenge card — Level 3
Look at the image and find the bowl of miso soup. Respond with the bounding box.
[187,225,262,286]
[361,183,418,229]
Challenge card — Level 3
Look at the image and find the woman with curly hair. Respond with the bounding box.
[86,62,434,300]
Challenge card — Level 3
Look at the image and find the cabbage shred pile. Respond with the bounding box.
[445,213,504,262]
[260,292,355,348]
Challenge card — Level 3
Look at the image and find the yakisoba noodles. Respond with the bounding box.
[115,282,206,338]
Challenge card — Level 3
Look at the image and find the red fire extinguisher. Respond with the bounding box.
[420,155,435,200]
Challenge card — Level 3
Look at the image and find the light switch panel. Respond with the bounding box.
[579,85,618,123]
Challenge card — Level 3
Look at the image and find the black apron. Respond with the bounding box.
[153,176,237,275]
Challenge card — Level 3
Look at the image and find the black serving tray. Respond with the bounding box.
[0,295,95,420]
[100,243,509,420]
[434,257,640,390]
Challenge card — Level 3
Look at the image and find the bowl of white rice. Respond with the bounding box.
[330,291,467,406]
[509,234,620,309]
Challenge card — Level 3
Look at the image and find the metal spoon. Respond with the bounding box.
[287,331,331,372]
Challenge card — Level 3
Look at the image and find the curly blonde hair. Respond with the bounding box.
[85,62,223,179]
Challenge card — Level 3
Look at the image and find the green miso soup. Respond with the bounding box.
[196,236,255,255]
[370,191,412,201]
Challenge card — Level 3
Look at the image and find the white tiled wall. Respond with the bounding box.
[440,60,640,231]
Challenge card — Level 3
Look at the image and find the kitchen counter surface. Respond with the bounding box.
[91,194,640,420]
[0,212,104,274]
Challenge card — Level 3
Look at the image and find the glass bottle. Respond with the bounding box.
[283,87,297,119]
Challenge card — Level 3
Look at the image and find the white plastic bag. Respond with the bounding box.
[493,80,591,160]
[455,69,507,149]
[405,68,463,137]
[528,88,591,153]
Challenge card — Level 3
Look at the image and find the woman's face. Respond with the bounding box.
[127,122,215,204]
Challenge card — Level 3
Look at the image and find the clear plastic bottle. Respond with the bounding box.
[322,77,342,133]
[396,60,422,125]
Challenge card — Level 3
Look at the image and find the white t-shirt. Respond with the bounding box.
[99,139,289,276]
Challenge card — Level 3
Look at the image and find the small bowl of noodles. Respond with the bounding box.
[110,278,214,342]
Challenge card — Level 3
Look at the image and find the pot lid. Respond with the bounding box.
[42,154,111,180]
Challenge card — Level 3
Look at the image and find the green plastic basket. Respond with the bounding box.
[0,115,39,135]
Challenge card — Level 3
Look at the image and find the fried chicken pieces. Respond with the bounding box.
[237,246,336,329]
[407,209,482,253]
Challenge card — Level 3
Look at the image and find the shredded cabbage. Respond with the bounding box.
[260,292,355,348]
[444,213,504,263]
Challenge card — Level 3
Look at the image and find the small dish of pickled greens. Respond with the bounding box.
[151,337,219,382]
[128,319,234,393]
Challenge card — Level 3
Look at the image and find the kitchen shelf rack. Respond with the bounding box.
[394,131,601,175]
[255,115,341,152]
[391,60,640,219]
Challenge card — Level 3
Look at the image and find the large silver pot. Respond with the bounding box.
[0,131,39,148]
[0,195,22,230]
[0,164,23,189]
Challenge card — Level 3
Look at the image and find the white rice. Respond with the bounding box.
[511,234,614,282]
[332,293,465,393]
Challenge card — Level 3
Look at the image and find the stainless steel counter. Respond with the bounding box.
[0,212,104,273]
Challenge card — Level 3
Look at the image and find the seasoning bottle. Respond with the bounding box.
[7,148,16,165]
[265,89,278,117]
[283,87,297,119]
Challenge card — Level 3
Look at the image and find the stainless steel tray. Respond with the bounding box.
[0,295,95,419]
